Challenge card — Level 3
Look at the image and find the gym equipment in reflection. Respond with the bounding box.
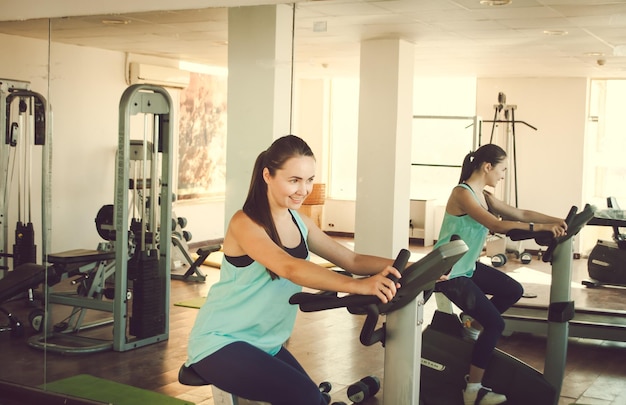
[0,78,50,338]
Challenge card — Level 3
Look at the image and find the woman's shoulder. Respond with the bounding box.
[450,184,473,200]
[229,209,247,224]
[228,209,258,232]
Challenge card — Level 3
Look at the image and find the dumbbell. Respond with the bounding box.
[491,253,507,267]
[319,381,332,404]
[520,251,532,264]
[329,375,380,404]
[347,376,380,403]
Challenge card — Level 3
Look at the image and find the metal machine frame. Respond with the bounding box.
[113,84,174,352]
[0,78,51,278]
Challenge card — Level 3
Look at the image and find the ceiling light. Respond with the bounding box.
[584,52,605,57]
[313,21,327,33]
[543,29,568,36]
[613,45,626,56]
[480,0,512,5]
[101,18,131,25]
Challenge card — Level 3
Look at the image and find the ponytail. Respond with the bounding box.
[242,135,315,279]
[458,151,476,184]
[458,144,506,183]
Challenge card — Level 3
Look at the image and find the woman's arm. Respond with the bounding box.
[227,211,401,303]
[453,187,566,236]
[300,214,396,276]
[484,191,567,231]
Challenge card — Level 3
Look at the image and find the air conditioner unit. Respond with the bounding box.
[129,63,190,89]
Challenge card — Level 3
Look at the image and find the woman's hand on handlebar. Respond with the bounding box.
[356,266,401,304]
[538,221,567,237]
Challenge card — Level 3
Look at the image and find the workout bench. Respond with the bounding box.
[0,263,49,337]
[27,248,118,354]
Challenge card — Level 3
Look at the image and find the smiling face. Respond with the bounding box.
[485,160,507,188]
[264,155,316,210]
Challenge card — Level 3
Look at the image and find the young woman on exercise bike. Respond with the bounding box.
[434,143,567,405]
[185,135,402,405]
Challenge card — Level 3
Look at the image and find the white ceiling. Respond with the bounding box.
[2,0,626,78]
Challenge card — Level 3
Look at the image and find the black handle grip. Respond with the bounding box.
[388,248,411,284]
[542,206,577,263]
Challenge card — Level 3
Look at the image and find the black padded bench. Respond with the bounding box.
[0,263,48,337]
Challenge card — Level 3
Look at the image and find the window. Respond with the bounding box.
[587,80,626,206]
[411,116,478,203]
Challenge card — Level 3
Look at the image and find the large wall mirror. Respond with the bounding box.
[0,7,251,402]
[1,5,336,402]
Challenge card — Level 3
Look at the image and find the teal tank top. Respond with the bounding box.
[186,210,308,365]
[433,183,489,279]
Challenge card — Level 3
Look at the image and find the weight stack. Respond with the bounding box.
[13,222,37,267]
[129,249,165,339]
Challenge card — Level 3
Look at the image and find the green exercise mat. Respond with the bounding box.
[43,374,194,405]
[174,296,206,309]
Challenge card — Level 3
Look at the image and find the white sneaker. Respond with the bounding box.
[463,380,507,405]
[461,313,481,341]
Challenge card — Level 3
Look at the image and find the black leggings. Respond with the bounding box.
[435,262,523,369]
[190,341,326,405]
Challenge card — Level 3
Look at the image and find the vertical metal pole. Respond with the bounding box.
[0,81,9,275]
[383,293,423,404]
[113,88,132,351]
[544,238,572,403]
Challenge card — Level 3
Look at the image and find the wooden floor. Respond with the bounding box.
[1,238,625,405]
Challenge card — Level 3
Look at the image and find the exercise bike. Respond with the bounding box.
[178,239,468,404]
[420,204,596,405]
[290,238,469,404]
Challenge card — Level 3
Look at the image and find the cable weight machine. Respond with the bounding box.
[1,79,49,275]
[0,78,50,338]
[483,92,537,266]
[112,84,173,351]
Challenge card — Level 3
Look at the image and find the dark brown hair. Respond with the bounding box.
[243,135,315,279]
[458,143,507,184]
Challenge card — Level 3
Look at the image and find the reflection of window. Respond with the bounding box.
[587,80,626,205]
[411,116,479,203]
